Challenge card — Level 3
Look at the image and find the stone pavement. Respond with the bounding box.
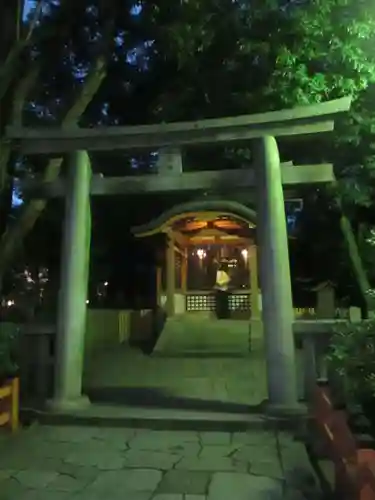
[0,425,321,499]
[152,315,252,355]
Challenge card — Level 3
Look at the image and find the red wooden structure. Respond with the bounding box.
[311,384,375,499]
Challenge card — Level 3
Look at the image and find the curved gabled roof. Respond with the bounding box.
[131,200,256,237]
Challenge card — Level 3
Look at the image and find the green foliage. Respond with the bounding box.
[358,226,375,283]
[2,0,375,297]
[327,319,375,401]
[132,0,375,209]
[268,0,375,102]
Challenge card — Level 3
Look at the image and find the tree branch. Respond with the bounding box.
[335,190,375,316]
[0,0,83,102]
[0,54,108,277]
[0,62,40,189]
[0,0,44,101]
[24,0,44,43]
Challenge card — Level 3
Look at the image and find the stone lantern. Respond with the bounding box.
[311,280,336,318]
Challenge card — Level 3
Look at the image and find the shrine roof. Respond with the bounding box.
[131,200,256,239]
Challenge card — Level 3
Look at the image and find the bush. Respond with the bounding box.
[327,319,375,403]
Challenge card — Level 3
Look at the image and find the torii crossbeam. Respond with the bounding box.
[6,96,351,154]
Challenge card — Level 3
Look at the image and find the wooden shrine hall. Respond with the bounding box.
[131,201,261,325]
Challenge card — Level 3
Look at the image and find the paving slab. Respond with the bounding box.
[123,449,181,469]
[175,455,247,472]
[199,431,232,446]
[208,472,283,500]
[199,444,239,458]
[5,489,74,500]
[156,470,211,495]
[76,491,153,500]
[152,495,184,500]
[84,348,267,407]
[0,425,320,499]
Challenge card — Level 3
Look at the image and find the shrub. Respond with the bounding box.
[327,319,375,403]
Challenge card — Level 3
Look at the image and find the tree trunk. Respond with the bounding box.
[0,0,21,102]
[0,55,107,285]
[0,0,23,239]
[339,214,375,317]
[0,64,40,234]
[0,0,111,299]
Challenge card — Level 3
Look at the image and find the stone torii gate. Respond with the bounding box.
[7,96,351,415]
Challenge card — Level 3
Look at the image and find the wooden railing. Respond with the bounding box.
[185,290,251,312]
[1,323,56,404]
[308,383,375,499]
[0,378,19,431]
[21,323,55,402]
[0,315,368,407]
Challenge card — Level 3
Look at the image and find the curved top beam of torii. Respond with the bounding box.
[6,96,351,155]
[131,200,257,238]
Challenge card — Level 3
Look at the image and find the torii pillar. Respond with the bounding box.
[49,150,92,411]
[249,245,262,339]
[165,232,176,316]
[255,136,299,411]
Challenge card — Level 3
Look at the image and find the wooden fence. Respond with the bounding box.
[1,323,56,403]
[1,314,369,406]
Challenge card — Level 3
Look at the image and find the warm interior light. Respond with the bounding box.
[241,248,248,260]
[196,248,206,259]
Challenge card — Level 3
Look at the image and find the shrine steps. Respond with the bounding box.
[21,404,300,432]
[152,312,252,356]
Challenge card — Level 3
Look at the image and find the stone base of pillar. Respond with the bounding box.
[264,401,307,418]
[260,401,308,433]
[46,395,91,413]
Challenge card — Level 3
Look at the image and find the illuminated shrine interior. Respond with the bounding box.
[175,214,253,287]
[158,212,257,317]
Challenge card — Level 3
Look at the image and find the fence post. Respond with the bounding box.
[303,335,317,400]
[35,334,50,399]
[10,377,19,431]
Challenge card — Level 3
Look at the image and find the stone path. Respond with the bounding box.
[152,315,252,355]
[0,425,321,499]
[84,347,268,407]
